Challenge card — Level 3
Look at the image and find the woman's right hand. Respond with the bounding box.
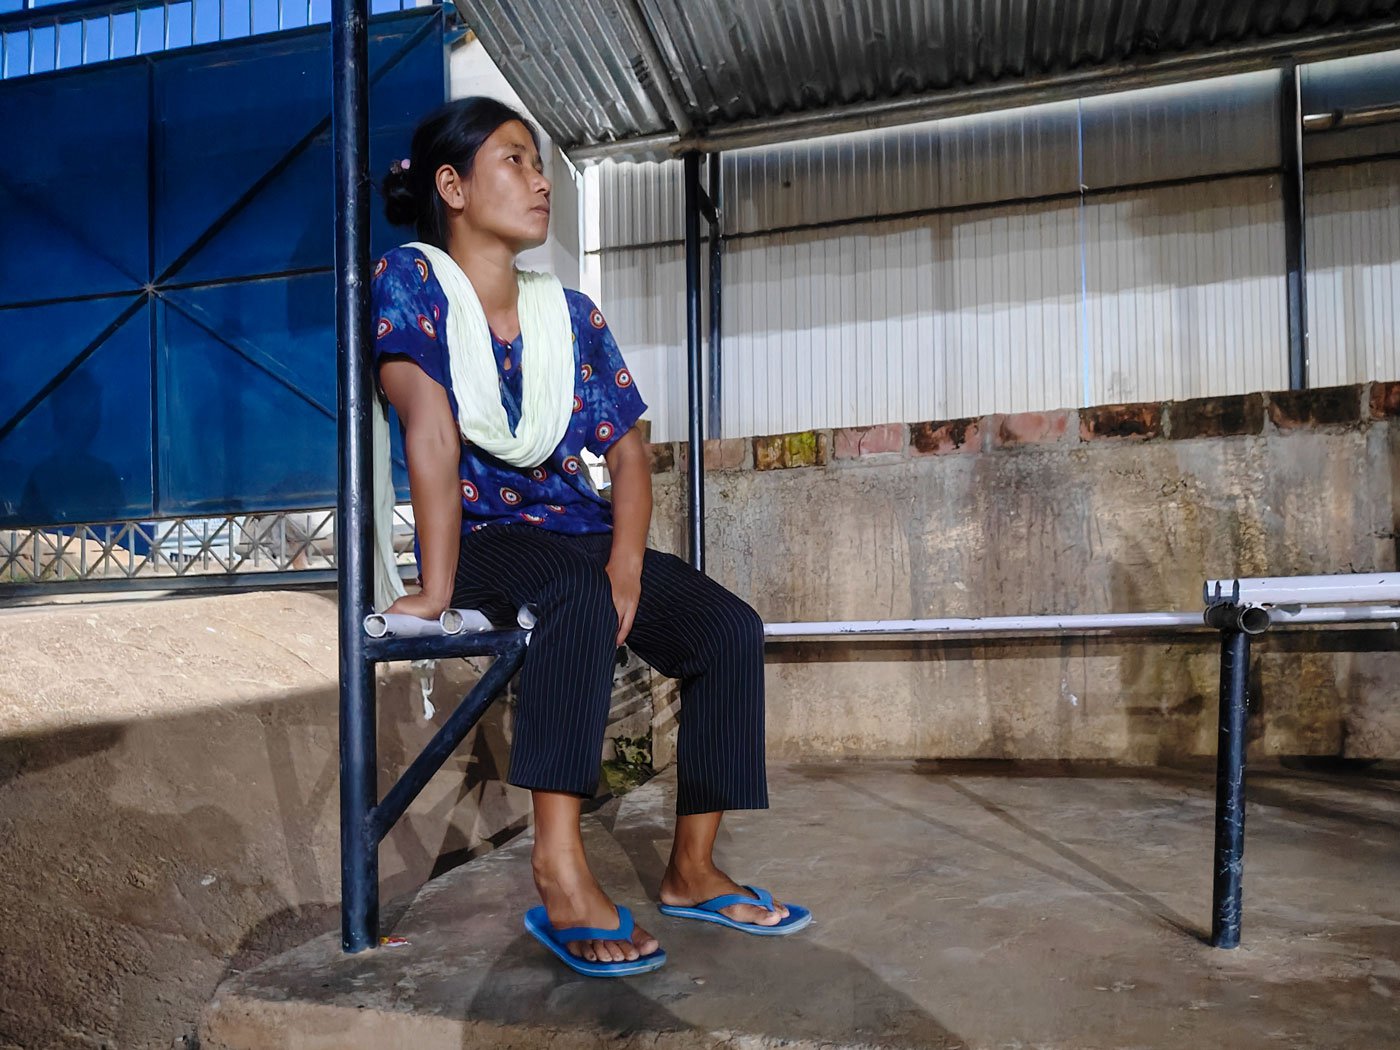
[378,359,463,629]
[384,591,450,621]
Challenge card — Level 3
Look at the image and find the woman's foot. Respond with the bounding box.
[659,861,792,927]
[532,848,660,963]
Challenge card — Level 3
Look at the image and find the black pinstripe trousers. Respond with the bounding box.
[450,524,769,816]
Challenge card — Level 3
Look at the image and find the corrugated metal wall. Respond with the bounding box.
[595,74,1280,246]
[1308,160,1400,388]
[717,202,1082,434]
[1083,177,1289,406]
[1302,53,1400,388]
[598,244,692,445]
[589,65,1400,442]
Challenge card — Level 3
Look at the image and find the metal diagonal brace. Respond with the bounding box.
[162,296,340,422]
[0,294,147,443]
[367,639,528,842]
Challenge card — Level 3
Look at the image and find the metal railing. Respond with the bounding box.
[764,576,1400,950]
[0,505,418,595]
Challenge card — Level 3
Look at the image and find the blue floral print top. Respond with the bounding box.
[369,246,647,536]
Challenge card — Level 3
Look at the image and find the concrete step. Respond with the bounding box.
[200,760,1400,1050]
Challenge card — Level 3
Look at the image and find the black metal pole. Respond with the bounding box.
[1211,627,1251,949]
[332,0,378,954]
[707,152,723,441]
[683,150,705,572]
[1282,62,1309,390]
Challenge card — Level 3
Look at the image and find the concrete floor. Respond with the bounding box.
[200,760,1400,1050]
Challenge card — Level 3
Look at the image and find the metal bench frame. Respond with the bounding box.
[329,0,1396,954]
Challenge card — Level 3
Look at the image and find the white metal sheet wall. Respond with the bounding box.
[1083,176,1288,404]
[722,101,1082,235]
[1079,73,1278,188]
[1307,159,1400,387]
[603,176,1290,442]
[593,71,1281,250]
[1302,50,1400,165]
[599,245,691,445]
[591,60,1400,442]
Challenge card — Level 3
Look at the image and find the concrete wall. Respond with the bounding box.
[644,383,1400,764]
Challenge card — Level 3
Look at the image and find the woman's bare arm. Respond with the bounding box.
[603,428,653,644]
[378,359,462,617]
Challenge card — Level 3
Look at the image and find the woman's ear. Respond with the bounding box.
[435,165,466,211]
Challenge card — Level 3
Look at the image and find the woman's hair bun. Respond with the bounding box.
[381,162,417,228]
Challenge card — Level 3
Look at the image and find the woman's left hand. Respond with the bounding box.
[605,559,642,646]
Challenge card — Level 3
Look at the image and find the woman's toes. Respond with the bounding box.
[631,923,658,955]
[568,936,652,965]
[743,903,780,925]
[726,903,779,925]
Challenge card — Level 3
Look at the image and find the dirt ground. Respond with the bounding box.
[0,590,542,1049]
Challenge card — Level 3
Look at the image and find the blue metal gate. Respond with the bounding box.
[0,6,440,529]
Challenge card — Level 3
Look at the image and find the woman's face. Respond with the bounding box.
[458,120,551,252]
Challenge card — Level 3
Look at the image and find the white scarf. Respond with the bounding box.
[372,243,575,611]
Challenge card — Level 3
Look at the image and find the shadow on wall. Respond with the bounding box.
[18,369,127,526]
[0,651,528,1050]
[1111,175,1285,292]
[1106,537,1213,764]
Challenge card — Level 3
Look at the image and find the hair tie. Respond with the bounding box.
[391,157,411,175]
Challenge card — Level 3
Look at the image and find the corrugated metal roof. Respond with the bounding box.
[461,0,1400,159]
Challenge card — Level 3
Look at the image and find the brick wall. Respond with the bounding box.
[647,383,1400,479]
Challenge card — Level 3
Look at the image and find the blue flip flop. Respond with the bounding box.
[657,884,812,936]
[523,904,667,977]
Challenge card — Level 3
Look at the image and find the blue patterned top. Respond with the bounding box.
[369,246,647,536]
